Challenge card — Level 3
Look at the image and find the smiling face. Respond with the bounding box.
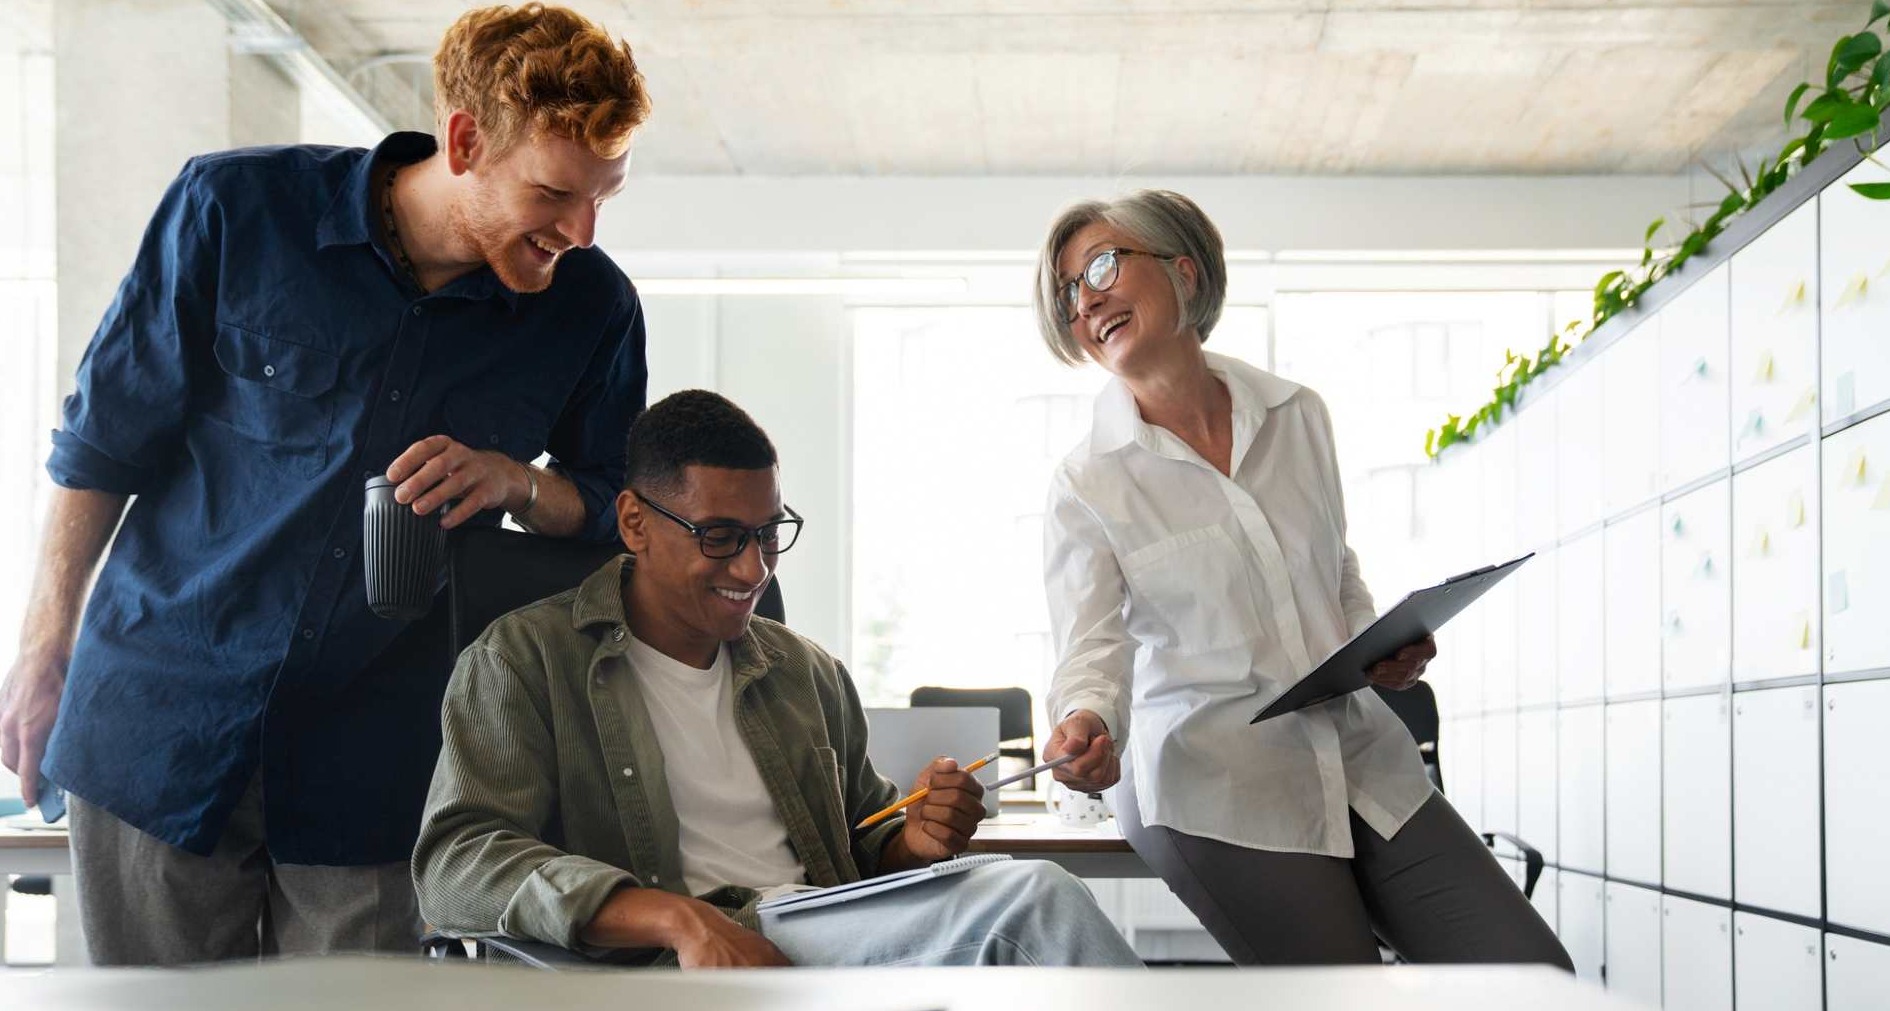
[450,123,629,294]
[618,465,783,667]
[1055,221,1199,379]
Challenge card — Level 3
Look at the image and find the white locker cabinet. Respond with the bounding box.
[1604,318,1663,514]
[1559,871,1606,983]
[1452,715,1485,830]
[1659,265,1733,491]
[1482,579,1519,712]
[1558,704,1605,874]
[1661,695,1732,900]
[1558,530,1604,703]
[1730,199,1821,462]
[1605,882,1664,1005]
[1662,479,1732,691]
[1557,363,1606,537]
[1516,548,1558,706]
[1438,605,1484,718]
[1822,413,1890,674]
[1662,896,1732,1011]
[1606,700,1663,885]
[1821,156,1890,423]
[1516,392,1559,552]
[1481,421,1521,562]
[1733,685,1822,918]
[1826,934,1890,1011]
[1732,445,1821,681]
[1483,712,1519,836]
[1605,508,1663,699]
[1517,708,1558,864]
[1735,913,1822,1011]
[1825,679,1890,936]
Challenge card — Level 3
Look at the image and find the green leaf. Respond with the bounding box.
[1825,103,1882,140]
[1785,81,1813,125]
[1778,136,1807,164]
[1872,0,1890,26]
[1643,217,1665,243]
[1850,181,1890,199]
[1594,270,1625,297]
[1424,428,1437,457]
[1804,91,1849,123]
[1874,52,1890,93]
[1830,32,1883,86]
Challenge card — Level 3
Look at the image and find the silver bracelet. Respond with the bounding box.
[517,461,539,518]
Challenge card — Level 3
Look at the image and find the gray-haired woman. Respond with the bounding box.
[1035,190,1570,968]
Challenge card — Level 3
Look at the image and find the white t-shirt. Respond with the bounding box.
[617,634,807,896]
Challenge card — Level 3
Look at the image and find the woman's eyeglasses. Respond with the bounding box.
[1057,247,1176,324]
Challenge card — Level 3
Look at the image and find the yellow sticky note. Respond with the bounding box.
[1787,489,1806,528]
[1781,280,1808,311]
[1874,474,1890,511]
[1796,614,1812,650]
[1850,447,1870,484]
[1753,351,1775,383]
[1749,528,1770,557]
[1837,273,1869,308]
[1784,387,1816,423]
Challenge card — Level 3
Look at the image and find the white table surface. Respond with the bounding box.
[8,955,1650,1010]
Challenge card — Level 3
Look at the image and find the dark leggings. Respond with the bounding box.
[1115,781,1573,968]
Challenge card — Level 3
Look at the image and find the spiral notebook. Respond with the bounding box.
[755,853,1013,915]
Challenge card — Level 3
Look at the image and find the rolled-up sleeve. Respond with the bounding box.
[49,163,219,494]
[412,644,636,949]
[546,292,647,542]
[1042,467,1136,745]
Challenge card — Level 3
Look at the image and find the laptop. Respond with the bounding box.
[864,706,1002,819]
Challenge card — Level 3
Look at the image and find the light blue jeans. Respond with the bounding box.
[758,861,1142,967]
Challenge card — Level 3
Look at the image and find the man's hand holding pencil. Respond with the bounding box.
[871,754,990,871]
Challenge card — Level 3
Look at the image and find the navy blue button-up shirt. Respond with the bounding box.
[43,133,647,863]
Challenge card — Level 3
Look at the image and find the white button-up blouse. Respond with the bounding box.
[1044,352,1434,857]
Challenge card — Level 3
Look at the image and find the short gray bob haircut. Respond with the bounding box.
[1032,189,1228,367]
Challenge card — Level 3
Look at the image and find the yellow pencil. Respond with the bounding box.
[856,751,1001,829]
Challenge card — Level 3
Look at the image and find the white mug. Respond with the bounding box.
[1046,781,1111,827]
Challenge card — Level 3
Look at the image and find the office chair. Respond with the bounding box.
[1372,683,1543,901]
[909,686,1037,789]
[420,525,784,966]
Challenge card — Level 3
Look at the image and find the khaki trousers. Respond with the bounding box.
[67,774,420,966]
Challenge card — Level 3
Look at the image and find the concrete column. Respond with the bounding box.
[53,0,299,396]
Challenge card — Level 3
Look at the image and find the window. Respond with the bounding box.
[849,306,1267,735]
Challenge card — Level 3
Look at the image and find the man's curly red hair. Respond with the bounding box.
[433,4,650,160]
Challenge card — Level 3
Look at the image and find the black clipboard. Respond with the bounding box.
[1250,552,1534,724]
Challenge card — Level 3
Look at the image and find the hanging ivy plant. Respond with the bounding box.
[1425,0,1890,460]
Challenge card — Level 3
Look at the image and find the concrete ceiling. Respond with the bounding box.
[271,0,1862,176]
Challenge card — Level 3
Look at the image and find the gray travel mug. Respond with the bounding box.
[363,475,447,621]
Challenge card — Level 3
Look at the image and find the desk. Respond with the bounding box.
[8,953,1637,1010]
[2,824,82,965]
[966,812,1150,878]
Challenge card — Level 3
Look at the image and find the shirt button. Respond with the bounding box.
[412,305,424,316]
[621,767,634,779]
[300,627,315,640]
[649,875,659,885]
[389,389,401,402]
[332,547,346,560]
[612,628,625,642]
[362,468,375,480]
[262,364,276,378]
[488,434,501,446]
[593,675,605,687]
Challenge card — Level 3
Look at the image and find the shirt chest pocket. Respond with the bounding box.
[209,324,340,478]
[1120,525,1261,656]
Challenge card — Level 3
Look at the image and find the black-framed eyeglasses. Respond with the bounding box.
[636,492,804,559]
[1057,247,1176,324]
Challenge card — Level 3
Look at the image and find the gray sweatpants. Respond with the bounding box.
[67,774,420,966]
[1115,782,1572,968]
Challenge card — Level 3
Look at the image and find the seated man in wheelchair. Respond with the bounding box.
[413,390,1140,968]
